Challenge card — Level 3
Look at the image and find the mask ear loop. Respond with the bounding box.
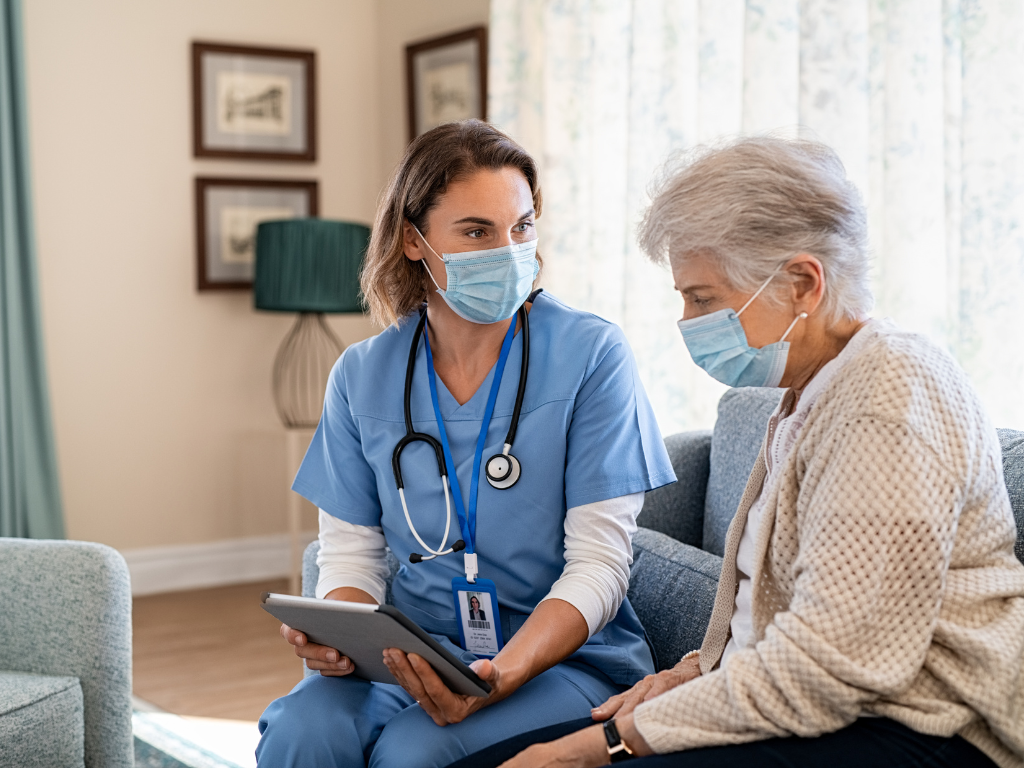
[422,260,443,293]
[737,271,779,316]
[779,312,809,342]
[736,269,808,342]
[411,223,446,293]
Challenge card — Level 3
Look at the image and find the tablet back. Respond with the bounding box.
[260,594,491,697]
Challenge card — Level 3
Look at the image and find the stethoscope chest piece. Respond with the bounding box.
[485,452,521,490]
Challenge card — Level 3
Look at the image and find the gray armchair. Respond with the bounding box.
[302,388,1024,674]
[0,539,133,768]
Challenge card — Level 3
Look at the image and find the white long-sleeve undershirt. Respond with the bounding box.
[315,491,644,638]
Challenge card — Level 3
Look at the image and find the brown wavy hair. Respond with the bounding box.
[360,119,543,327]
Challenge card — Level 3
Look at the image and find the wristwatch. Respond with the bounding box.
[602,719,636,762]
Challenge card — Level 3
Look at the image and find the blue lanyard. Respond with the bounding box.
[423,318,517,555]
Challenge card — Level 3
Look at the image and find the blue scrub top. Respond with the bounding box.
[293,292,676,685]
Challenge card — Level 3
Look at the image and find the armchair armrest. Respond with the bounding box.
[0,538,133,768]
[636,431,712,547]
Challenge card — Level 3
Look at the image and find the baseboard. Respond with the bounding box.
[122,531,317,596]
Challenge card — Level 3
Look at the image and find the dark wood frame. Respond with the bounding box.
[406,27,487,143]
[192,41,317,162]
[195,177,319,291]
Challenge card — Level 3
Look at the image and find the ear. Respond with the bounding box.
[783,253,825,316]
[403,220,427,262]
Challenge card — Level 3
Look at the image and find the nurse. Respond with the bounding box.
[256,119,676,768]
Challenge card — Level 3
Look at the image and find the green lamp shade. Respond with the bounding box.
[254,219,369,313]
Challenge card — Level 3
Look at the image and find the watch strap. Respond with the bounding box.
[602,719,635,762]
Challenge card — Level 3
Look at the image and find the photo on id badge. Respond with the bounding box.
[453,582,503,657]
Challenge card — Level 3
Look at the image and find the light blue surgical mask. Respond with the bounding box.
[676,273,806,388]
[414,225,539,324]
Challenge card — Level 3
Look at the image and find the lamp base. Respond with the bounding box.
[272,313,345,429]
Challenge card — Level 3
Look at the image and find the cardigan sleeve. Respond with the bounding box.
[633,415,961,753]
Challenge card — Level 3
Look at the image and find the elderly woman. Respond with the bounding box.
[458,137,1024,768]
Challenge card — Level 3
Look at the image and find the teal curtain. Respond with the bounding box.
[0,0,64,538]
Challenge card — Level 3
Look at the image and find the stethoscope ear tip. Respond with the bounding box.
[452,540,466,552]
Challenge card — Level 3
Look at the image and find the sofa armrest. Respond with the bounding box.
[0,539,133,768]
[636,431,712,547]
[628,527,721,672]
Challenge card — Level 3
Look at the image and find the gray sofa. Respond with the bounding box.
[303,388,1024,674]
[0,539,133,768]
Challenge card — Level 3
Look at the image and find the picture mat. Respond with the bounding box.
[203,187,310,282]
[201,52,307,152]
[413,39,480,135]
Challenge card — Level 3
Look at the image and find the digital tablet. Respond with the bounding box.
[260,593,492,697]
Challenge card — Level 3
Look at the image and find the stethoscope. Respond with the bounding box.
[390,293,534,563]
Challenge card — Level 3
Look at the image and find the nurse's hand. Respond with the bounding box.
[382,650,505,726]
[279,624,355,676]
[279,586,378,676]
[589,653,701,721]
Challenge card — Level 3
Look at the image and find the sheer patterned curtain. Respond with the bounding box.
[489,0,1024,435]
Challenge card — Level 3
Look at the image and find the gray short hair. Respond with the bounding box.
[638,136,873,322]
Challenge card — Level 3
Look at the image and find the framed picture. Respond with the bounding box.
[192,41,316,162]
[406,27,487,141]
[195,177,318,291]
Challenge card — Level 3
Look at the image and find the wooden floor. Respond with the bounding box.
[132,579,303,721]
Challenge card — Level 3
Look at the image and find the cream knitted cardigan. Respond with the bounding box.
[633,321,1024,766]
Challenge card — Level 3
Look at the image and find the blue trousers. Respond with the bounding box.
[448,716,998,768]
[256,662,622,768]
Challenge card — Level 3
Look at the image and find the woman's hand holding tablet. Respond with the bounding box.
[382,648,499,726]
[279,586,376,677]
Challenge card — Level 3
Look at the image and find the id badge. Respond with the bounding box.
[452,577,504,657]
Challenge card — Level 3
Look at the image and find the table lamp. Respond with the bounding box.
[254,218,369,428]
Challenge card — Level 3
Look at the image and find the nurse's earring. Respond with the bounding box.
[485,444,521,489]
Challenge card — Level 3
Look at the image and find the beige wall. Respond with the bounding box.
[23,0,488,552]
[22,0,372,551]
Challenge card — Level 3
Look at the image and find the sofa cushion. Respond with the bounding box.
[703,388,782,556]
[0,671,84,768]
[628,528,722,671]
[997,429,1024,564]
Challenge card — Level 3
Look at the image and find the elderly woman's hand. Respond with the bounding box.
[590,653,701,721]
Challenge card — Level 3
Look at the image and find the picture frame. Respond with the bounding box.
[406,27,487,142]
[195,177,319,291]
[192,41,317,162]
